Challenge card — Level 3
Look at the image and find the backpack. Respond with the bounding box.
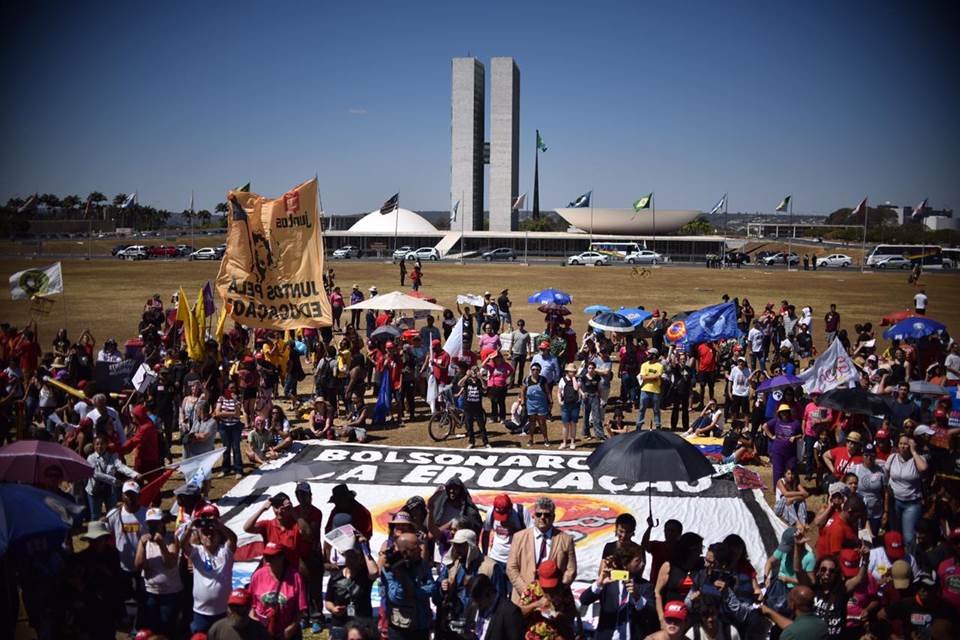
[561,378,579,404]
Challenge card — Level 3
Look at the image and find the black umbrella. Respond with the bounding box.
[370,325,402,341]
[816,388,891,417]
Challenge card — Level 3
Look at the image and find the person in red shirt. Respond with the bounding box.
[120,404,161,477]
[823,431,864,483]
[12,325,42,381]
[324,483,373,539]
[695,342,718,408]
[816,494,865,560]
[243,492,307,567]
[937,530,960,609]
[292,482,325,630]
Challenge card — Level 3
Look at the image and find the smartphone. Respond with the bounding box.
[610,569,630,581]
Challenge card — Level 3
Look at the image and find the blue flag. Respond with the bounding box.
[665,301,742,345]
[569,191,592,208]
[372,373,392,424]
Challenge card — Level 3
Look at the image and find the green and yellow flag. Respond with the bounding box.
[633,193,652,211]
[536,131,547,152]
[776,195,791,212]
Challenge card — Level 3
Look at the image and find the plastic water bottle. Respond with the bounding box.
[347,601,356,618]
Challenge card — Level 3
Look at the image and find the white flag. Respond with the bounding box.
[178,448,225,485]
[450,200,459,223]
[512,193,526,211]
[121,192,137,209]
[443,314,464,359]
[797,339,858,395]
[709,194,727,215]
[9,262,63,299]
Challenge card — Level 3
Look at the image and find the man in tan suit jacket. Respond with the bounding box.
[505,496,577,603]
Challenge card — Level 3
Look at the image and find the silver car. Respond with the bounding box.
[567,251,609,266]
[817,254,852,268]
[625,250,667,265]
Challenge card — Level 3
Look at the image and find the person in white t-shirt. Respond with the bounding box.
[945,342,960,384]
[106,480,147,575]
[726,357,753,419]
[179,503,238,635]
[913,289,928,315]
[747,322,765,372]
[134,507,183,637]
[480,493,531,598]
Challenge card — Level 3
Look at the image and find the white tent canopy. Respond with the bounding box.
[344,290,444,311]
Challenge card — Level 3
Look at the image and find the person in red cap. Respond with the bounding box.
[179,501,237,635]
[207,587,270,639]
[422,337,452,414]
[480,494,531,598]
[516,558,579,640]
[937,529,960,609]
[120,404,161,477]
[249,543,308,639]
[645,600,688,640]
[868,531,919,583]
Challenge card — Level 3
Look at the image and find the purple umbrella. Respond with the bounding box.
[0,440,94,484]
[757,374,803,393]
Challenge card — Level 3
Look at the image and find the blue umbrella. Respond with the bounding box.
[757,374,803,392]
[528,288,572,305]
[617,307,653,326]
[882,317,947,341]
[589,312,636,333]
[0,484,80,555]
[584,304,611,314]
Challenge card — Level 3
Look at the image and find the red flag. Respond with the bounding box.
[851,197,867,218]
[139,468,176,508]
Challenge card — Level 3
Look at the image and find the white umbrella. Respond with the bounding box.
[344,290,444,312]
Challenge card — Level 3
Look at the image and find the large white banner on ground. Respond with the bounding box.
[218,441,786,594]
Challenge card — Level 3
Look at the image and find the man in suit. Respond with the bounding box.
[466,573,524,640]
[505,496,577,604]
[580,542,658,640]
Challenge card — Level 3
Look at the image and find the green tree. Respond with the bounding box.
[112,193,128,207]
[520,215,564,232]
[61,194,82,210]
[87,191,107,205]
[39,193,61,208]
[214,202,228,215]
[678,217,714,235]
[196,209,212,226]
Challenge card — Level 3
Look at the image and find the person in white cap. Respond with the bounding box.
[105,480,147,629]
[438,528,485,630]
[135,507,183,636]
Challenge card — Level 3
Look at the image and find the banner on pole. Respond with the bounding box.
[216,177,332,330]
[797,338,858,394]
[9,262,63,299]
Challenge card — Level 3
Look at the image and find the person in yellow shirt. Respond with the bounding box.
[636,348,664,430]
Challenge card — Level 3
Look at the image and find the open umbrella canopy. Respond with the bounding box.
[584,304,611,314]
[909,381,950,396]
[528,288,572,305]
[0,483,81,555]
[882,317,946,341]
[370,325,402,341]
[816,388,891,416]
[588,312,636,333]
[881,309,918,327]
[0,440,93,483]
[538,303,571,315]
[617,307,653,326]
[344,290,444,311]
[585,429,715,483]
[757,374,804,393]
[408,291,437,303]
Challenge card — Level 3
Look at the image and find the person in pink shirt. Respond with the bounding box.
[802,395,833,480]
[478,323,502,354]
[329,287,345,331]
[483,351,514,424]
[249,542,308,639]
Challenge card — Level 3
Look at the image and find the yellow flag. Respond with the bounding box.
[215,177,333,330]
[177,287,202,361]
[214,305,228,344]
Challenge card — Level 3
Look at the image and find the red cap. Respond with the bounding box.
[664,600,688,622]
[537,559,560,588]
[76,379,88,390]
[432,339,441,347]
[227,588,252,606]
[255,352,265,360]
[263,542,285,557]
[934,408,947,418]
[875,430,889,440]
[492,494,512,522]
[152,363,163,372]
[191,634,207,640]
[196,504,220,520]
[839,548,861,577]
[242,355,255,364]
[884,531,905,560]
[539,340,551,349]
[132,404,150,423]
[135,630,155,640]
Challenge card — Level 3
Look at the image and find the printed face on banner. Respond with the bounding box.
[216,178,332,330]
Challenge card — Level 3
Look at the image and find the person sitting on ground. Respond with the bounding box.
[774,466,809,527]
[338,391,369,442]
[504,393,528,435]
[308,397,334,440]
[684,399,725,438]
[605,408,630,438]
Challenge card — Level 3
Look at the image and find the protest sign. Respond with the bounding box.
[216,177,333,330]
[94,358,139,393]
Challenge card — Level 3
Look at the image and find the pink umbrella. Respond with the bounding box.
[881,309,918,327]
[0,440,94,484]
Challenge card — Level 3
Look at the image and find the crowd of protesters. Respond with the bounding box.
[0,269,958,639]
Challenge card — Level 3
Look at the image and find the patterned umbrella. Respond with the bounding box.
[882,317,946,341]
[528,288,572,305]
[588,312,636,333]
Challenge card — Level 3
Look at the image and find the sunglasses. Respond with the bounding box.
[534,512,554,518]
[818,566,837,574]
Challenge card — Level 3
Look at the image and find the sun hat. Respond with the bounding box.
[537,559,560,588]
[329,483,356,502]
[664,601,688,622]
[828,482,850,498]
[80,520,111,540]
[891,560,912,589]
[564,363,577,373]
[846,431,862,443]
[452,529,477,545]
[777,403,791,414]
[389,511,414,526]
[145,507,164,522]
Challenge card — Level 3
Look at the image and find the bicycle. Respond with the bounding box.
[630,266,651,279]
[427,394,465,442]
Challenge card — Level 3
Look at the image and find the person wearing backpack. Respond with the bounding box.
[557,363,581,449]
[314,346,339,416]
[480,494,532,600]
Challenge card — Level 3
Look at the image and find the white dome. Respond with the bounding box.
[349,207,438,233]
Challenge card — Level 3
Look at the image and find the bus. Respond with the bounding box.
[588,241,645,260]
[865,244,945,268]
[942,248,959,270]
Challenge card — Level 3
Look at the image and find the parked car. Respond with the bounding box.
[175,244,194,257]
[392,246,413,262]
[215,244,226,258]
[567,251,609,266]
[404,247,441,262]
[332,245,363,259]
[111,244,129,256]
[754,251,775,262]
[625,250,668,265]
[189,247,220,261]
[874,256,912,270]
[147,245,178,258]
[117,245,148,260]
[761,252,799,266]
[817,253,853,268]
[722,252,750,264]
[481,247,518,261]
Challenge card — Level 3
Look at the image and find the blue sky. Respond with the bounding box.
[1,1,956,215]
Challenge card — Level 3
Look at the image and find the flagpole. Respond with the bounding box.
[723,194,728,269]
[190,189,195,254]
[533,130,540,220]
[860,197,868,273]
[393,194,399,256]
[652,192,656,259]
[589,188,594,243]
[460,190,465,265]
[787,196,794,272]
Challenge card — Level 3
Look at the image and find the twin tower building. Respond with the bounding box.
[451,57,520,232]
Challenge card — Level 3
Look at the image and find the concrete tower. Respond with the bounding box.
[451,58,485,231]
[489,57,520,231]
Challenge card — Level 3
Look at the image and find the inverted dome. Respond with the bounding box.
[349,207,438,234]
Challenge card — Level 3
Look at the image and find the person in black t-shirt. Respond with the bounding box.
[457,367,489,449]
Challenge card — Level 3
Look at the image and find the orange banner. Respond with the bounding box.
[216,177,332,330]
